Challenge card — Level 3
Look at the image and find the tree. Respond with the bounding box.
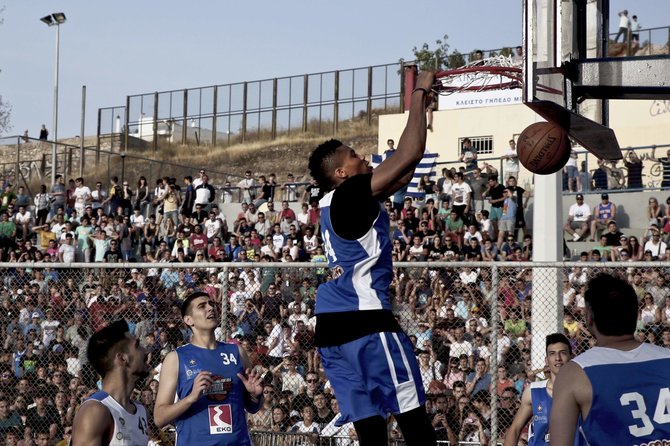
[447,51,466,69]
[412,34,450,71]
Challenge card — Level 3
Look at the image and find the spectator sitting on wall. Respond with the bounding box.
[589,193,617,242]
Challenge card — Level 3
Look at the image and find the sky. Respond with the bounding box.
[1,0,668,139]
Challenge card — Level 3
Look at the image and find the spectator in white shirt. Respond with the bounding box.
[564,193,591,241]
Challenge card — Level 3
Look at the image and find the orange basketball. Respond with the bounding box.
[517,122,571,175]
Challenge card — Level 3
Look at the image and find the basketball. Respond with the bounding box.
[517,122,571,175]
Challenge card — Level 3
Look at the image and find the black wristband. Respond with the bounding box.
[412,87,430,95]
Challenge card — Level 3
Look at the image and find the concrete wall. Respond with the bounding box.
[559,189,667,233]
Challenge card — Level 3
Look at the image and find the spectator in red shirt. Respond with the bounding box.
[308,202,320,229]
[278,200,296,221]
[188,224,208,255]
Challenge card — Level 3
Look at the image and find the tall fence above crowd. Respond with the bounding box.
[1,261,668,445]
[97,47,520,151]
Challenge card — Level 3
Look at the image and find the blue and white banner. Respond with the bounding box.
[371,151,439,200]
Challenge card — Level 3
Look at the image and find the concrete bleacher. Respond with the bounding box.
[533,189,668,257]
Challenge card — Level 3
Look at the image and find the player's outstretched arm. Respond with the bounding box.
[154,350,213,428]
[549,361,588,446]
[503,385,533,446]
[370,71,435,199]
[70,401,113,446]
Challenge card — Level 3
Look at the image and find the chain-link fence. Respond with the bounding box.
[0,261,668,444]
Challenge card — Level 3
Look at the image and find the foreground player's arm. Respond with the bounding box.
[370,71,434,199]
[154,350,213,428]
[549,361,590,446]
[70,401,113,446]
[503,386,533,446]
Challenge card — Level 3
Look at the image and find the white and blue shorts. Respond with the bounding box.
[318,331,425,426]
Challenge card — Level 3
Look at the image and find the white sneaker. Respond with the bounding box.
[573,233,581,242]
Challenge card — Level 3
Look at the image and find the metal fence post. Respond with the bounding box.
[490,264,500,444]
[272,78,278,140]
[96,108,101,169]
[242,82,248,143]
[124,96,130,153]
[399,62,406,114]
[334,71,340,135]
[80,85,86,178]
[153,92,159,152]
[212,85,218,146]
[221,265,229,335]
[182,89,188,145]
[367,66,373,126]
[303,74,309,133]
[15,137,21,188]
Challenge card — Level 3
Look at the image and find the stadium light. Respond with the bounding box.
[40,12,67,185]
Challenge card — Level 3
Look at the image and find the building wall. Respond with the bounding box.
[379,99,670,189]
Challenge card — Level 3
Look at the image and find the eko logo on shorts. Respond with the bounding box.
[208,404,233,435]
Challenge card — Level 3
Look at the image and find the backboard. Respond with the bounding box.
[523,0,622,160]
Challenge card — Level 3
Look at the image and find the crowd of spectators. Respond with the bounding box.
[0,143,669,445]
[563,146,670,192]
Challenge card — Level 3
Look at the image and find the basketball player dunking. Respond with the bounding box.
[550,274,670,446]
[154,291,263,446]
[307,70,437,446]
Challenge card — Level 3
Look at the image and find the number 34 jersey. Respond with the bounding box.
[175,342,251,446]
[573,343,670,446]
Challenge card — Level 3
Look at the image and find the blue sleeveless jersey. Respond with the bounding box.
[316,191,393,313]
[529,381,552,446]
[596,202,614,221]
[174,342,251,446]
[574,343,670,446]
[528,381,582,446]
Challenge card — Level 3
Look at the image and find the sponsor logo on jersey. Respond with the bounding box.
[204,375,233,402]
[118,417,125,426]
[208,404,233,435]
[189,359,197,366]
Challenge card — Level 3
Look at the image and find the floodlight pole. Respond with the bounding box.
[41,13,66,185]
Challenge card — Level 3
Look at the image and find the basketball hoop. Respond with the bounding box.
[432,56,562,96]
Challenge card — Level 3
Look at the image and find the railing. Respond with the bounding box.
[608,25,670,56]
[118,62,403,150]
[97,48,519,151]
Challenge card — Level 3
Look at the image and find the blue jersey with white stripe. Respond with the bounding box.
[529,381,552,446]
[574,343,670,446]
[316,191,393,314]
[174,342,251,446]
[528,380,582,446]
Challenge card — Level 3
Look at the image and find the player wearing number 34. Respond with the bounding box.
[550,274,670,446]
[154,291,264,446]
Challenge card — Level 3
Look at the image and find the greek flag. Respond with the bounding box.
[370,150,439,199]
